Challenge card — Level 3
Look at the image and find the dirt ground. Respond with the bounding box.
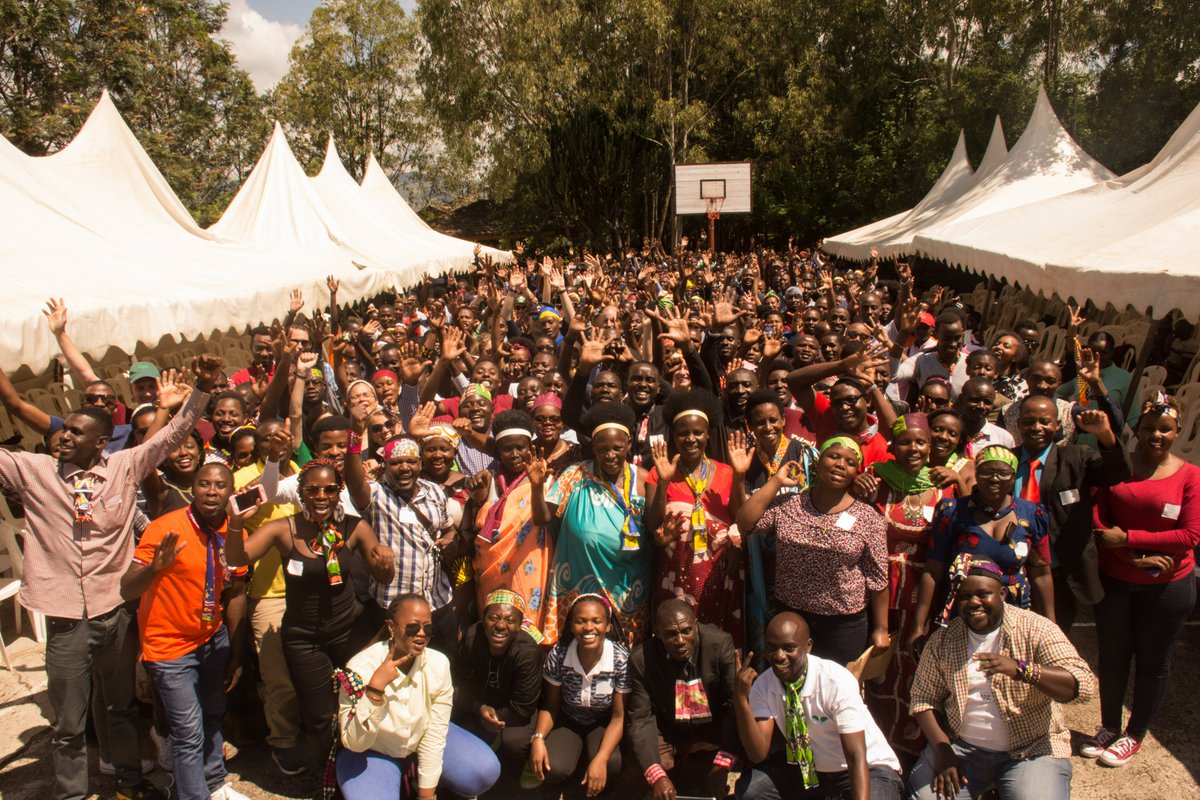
[2,601,1198,800]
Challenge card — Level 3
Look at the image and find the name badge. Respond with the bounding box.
[922,505,935,522]
[397,507,420,525]
[1059,489,1081,506]
[286,559,304,576]
[1163,503,1181,521]
[835,512,856,531]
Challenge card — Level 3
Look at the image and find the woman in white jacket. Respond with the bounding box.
[333,593,500,799]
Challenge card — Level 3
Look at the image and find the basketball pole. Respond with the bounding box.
[708,214,716,254]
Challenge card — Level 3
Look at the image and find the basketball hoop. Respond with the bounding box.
[705,196,725,221]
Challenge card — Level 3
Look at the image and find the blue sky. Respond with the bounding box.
[245,0,322,26]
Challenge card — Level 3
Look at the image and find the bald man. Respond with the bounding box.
[627,599,741,800]
[733,612,902,799]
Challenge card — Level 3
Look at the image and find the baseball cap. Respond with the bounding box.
[128,362,161,383]
[917,311,936,327]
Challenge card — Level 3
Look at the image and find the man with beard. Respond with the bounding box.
[908,558,1094,800]
[120,463,251,800]
[345,434,458,647]
[734,612,903,799]
[628,600,741,800]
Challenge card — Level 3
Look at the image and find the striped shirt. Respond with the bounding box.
[543,638,631,726]
[0,390,208,619]
[910,604,1095,759]
[365,477,453,610]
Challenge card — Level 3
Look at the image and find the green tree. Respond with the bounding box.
[271,0,463,207]
[0,0,268,225]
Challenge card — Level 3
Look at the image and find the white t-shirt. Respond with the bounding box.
[959,628,1011,752]
[749,655,902,773]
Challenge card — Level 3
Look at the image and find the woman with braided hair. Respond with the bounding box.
[225,458,395,772]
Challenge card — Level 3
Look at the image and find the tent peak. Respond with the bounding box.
[975,117,1008,180]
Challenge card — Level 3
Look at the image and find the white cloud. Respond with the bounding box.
[219,0,304,92]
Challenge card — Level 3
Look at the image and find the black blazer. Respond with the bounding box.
[1035,442,1131,605]
[626,623,740,771]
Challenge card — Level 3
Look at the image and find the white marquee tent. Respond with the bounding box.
[0,93,508,370]
[823,119,1006,261]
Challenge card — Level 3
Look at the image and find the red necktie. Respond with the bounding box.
[1021,458,1041,503]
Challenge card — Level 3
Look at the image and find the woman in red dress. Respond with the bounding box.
[643,389,749,646]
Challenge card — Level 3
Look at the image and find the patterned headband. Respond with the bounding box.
[485,589,527,613]
[974,445,1017,470]
[383,437,421,461]
[1141,390,1180,421]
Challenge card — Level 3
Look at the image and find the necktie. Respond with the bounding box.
[1021,458,1041,503]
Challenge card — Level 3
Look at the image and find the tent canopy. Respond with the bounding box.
[0,94,509,370]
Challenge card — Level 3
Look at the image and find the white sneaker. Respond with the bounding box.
[149,727,173,772]
[210,784,251,800]
[98,757,156,776]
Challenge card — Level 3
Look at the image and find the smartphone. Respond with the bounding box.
[232,485,265,514]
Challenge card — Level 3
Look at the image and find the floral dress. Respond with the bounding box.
[929,495,1050,624]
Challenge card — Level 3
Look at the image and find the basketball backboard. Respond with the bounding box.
[674,162,752,215]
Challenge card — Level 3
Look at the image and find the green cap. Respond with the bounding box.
[127,362,160,383]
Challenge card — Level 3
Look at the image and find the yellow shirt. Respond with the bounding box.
[234,461,299,600]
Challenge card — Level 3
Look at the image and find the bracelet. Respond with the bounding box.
[1015,659,1041,685]
[644,764,668,785]
[347,432,363,455]
[530,732,546,743]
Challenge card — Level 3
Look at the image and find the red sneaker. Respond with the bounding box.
[1099,733,1142,767]
[1080,727,1118,758]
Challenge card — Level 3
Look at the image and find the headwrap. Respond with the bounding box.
[819,436,863,463]
[346,379,375,398]
[422,422,461,448]
[532,392,563,411]
[484,589,527,613]
[372,369,398,384]
[538,306,562,321]
[783,667,819,789]
[936,553,1005,626]
[891,413,931,438]
[383,437,421,461]
[765,290,778,299]
[1141,390,1181,421]
[307,367,324,381]
[464,383,492,401]
[974,445,1018,471]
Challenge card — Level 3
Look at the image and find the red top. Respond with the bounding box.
[809,392,890,466]
[1093,462,1200,584]
[230,363,273,386]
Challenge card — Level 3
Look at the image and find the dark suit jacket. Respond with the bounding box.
[1035,442,1131,605]
[627,623,740,771]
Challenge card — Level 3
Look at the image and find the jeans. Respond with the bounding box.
[1095,575,1196,739]
[735,759,903,799]
[144,626,232,800]
[335,722,501,799]
[45,605,143,800]
[908,739,1071,800]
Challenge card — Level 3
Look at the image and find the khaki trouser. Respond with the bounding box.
[250,596,301,750]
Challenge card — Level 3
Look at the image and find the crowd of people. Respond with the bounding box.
[1,242,1197,800]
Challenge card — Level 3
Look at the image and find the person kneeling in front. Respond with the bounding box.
[733,612,904,799]
[333,593,500,800]
[908,555,1095,800]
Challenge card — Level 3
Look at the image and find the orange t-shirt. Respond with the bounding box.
[134,506,246,662]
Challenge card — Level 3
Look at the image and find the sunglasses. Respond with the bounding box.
[301,485,340,496]
[369,421,397,435]
[829,395,864,407]
[84,393,116,406]
[403,622,434,637]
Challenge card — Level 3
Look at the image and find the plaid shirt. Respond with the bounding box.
[365,477,453,611]
[910,605,1095,759]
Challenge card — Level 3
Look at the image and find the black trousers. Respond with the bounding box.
[282,621,354,767]
[544,715,622,785]
[1096,575,1196,739]
[45,605,144,800]
[800,609,868,666]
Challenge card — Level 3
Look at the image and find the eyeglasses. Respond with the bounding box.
[403,622,434,637]
[84,393,116,406]
[829,395,864,407]
[301,485,340,496]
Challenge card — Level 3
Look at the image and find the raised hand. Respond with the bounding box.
[578,329,608,370]
[157,368,194,410]
[774,460,804,489]
[150,530,186,572]
[727,429,756,476]
[712,297,747,329]
[367,544,396,584]
[1077,347,1102,385]
[440,326,467,361]
[762,330,783,360]
[407,402,436,438]
[650,438,680,483]
[289,289,304,314]
[1066,303,1086,336]
[43,297,69,337]
[845,343,890,384]
[398,342,428,385]
[296,351,319,374]
[527,447,549,487]
[734,650,758,698]
[326,275,340,295]
[466,470,493,504]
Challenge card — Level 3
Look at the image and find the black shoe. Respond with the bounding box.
[272,747,309,776]
[115,781,168,800]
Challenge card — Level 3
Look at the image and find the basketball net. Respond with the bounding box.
[705,196,724,221]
